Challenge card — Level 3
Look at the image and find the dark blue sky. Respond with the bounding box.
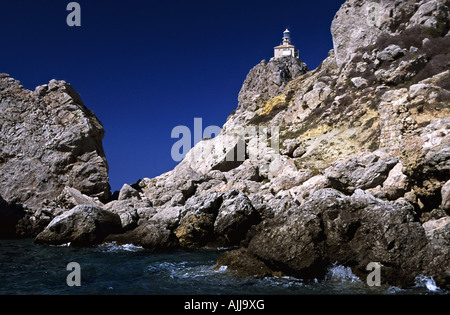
[0,0,345,192]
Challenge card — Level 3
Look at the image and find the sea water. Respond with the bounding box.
[0,239,447,295]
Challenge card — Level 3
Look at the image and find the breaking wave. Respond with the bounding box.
[96,242,144,253]
[326,263,361,283]
[414,275,440,292]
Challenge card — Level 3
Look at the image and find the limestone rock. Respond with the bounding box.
[376,45,407,62]
[421,216,450,285]
[350,77,368,88]
[325,151,398,194]
[34,205,122,246]
[420,117,450,176]
[214,190,260,246]
[382,162,409,200]
[236,57,308,113]
[103,200,140,231]
[232,188,449,287]
[0,75,110,213]
[118,184,141,201]
[215,247,277,277]
[408,0,449,30]
[330,0,438,66]
[106,222,179,251]
[148,206,183,229]
[174,192,223,247]
[55,186,104,209]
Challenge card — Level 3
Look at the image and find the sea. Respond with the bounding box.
[0,239,447,296]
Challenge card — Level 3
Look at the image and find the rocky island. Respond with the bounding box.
[1,0,449,289]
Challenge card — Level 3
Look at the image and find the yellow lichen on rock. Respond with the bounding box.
[259,94,288,116]
[301,124,332,138]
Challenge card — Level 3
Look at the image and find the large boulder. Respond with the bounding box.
[105,222,179,252]
[325,151,398,194]
[381,162,410,200]
[213,190,261,246]
[34,205,121,246]
[174,192,223,247]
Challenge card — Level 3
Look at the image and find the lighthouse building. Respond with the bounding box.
[274,29,299,59]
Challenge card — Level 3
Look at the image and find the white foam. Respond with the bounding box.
[216,265,228,272]
[97,242,144,252]
[326,263,361,283]
[387,286,404,294]
[414,275,440,292]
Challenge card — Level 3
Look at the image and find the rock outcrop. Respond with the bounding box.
[243,188,448,287]
[0,75,111,236]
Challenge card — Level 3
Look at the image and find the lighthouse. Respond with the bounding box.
[274,29,299,59]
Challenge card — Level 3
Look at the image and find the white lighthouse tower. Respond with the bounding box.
[274,29,299,59]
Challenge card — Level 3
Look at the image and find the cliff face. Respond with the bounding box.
[0,74,110,236]
[3,0,450,288]
[134,0,449,287]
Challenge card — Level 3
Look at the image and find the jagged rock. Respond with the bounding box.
[331,0,431,66]
[174,192,223,247]
[382,162,409,200]
[420,117,450,176]
[135,223,179,250]
[148,206,182,229]
[292,143,307,158]
[423,216,450,237]
[214,190,260,246]
[350,77,368,88]
[222,188,449,287]
[236,57,308,113]
[225,162,262,182]
[141,164,205,206]
[0,75,110,225]
[215,247,278,277]
[287,175,331,205]
[375,54,429,85]
[34,205,121,246]
[376,45,407,62]
[136,206,157,223]
[408,0,448,30]
[118,184,141,201]
[421,216,450,285]
[269,168,313,194]
[325,151,398,194]
[104,200,140,231]
[175,132,245,175]
[105,222,179,251]
[55,186,104,209]
[280,138,302,157]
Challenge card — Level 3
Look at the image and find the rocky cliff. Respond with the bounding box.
[0,75,110,236]
[2,0,450,288]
